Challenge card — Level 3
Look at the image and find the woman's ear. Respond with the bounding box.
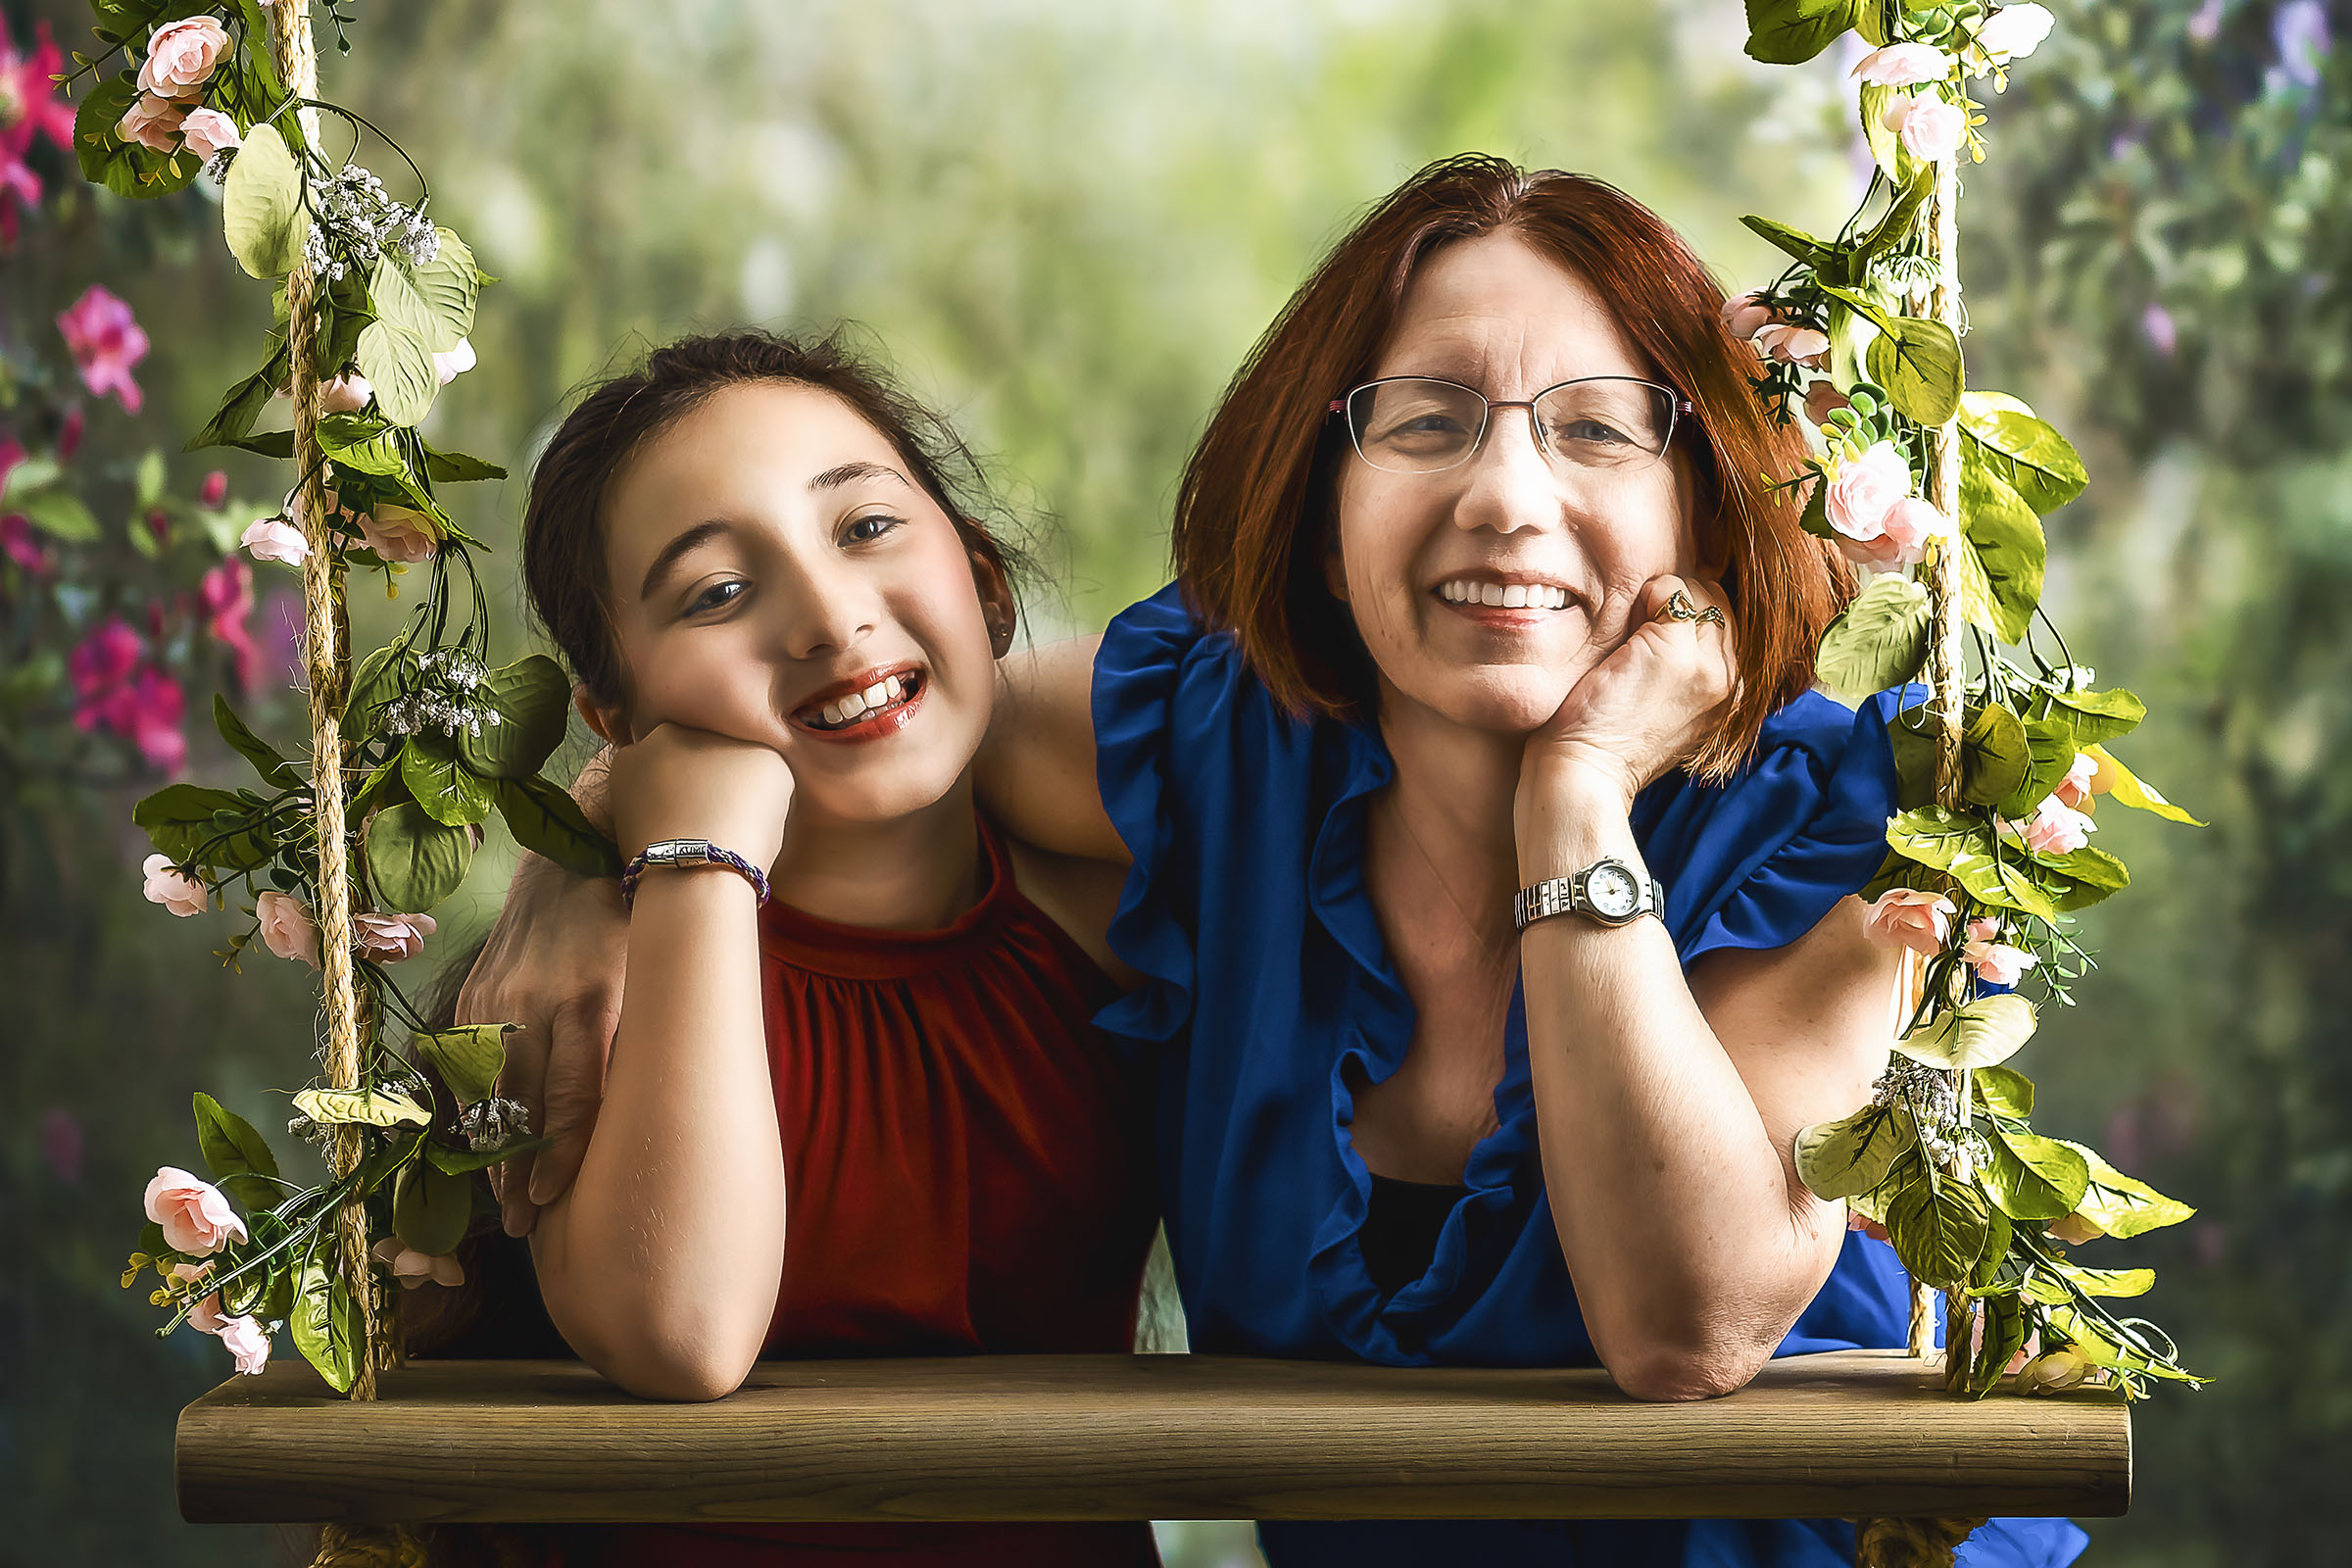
[574,685,629,748]
[968,538,1019,659]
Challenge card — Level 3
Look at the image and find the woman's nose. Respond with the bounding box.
[1450,404,1562,536]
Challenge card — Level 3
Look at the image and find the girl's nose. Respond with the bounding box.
[1450,404,1562,537]
[774,558,877,663]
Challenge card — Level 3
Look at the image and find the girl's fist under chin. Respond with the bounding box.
[1523,575,1738,808]
[608,722,796,872]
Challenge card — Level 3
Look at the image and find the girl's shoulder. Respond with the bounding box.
[1003,831,1140,990]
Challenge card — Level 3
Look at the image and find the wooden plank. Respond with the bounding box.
[177,1348,2128,1525]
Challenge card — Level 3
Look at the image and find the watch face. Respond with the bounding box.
[1587,863,1641,918]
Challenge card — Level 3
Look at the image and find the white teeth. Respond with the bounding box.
[1438,579,1568,610]
[883,675,904,702]
[1501,584,1528,609]
[862,680,890,708]
[1479,582,1505,607]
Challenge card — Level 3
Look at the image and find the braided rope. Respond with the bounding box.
[267,0,382,1404]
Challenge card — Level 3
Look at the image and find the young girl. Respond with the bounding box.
[514,330,1160,1567]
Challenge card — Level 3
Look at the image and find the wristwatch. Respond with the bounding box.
[1513,858,1664,931]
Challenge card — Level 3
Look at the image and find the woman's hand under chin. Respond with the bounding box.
[1518,574,1738,818]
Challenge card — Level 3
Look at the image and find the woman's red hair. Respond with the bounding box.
[1169,154,1855,780]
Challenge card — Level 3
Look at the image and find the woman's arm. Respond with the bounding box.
[1515,760,1894,1401]
[977,634,1130,864]
[526,725,792,1401]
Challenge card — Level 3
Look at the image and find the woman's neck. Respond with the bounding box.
[768,774,985,931]
[1372,683,1525,932]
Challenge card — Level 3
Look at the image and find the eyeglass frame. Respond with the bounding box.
[1326,373,1697,475]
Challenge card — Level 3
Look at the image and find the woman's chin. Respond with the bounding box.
[1385,672,1573,737]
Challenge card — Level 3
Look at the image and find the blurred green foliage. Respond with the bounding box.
[4,1,2346,1565]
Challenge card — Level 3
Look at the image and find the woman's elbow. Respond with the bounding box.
[1602,1333,1776,1402]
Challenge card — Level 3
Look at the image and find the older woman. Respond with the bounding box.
[464,158,2083,1568]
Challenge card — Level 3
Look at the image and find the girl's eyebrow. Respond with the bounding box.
[639,519,731,602]
[808,460,909,491]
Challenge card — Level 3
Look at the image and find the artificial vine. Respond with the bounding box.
[1740,0,2201,1399]
[76,2,617,1394]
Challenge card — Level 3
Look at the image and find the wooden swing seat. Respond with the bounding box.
[177,1348,2128,1526]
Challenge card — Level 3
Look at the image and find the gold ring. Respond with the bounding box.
[1658,589,1726,627]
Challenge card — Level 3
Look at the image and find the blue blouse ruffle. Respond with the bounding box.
[1092,582,2086,1568]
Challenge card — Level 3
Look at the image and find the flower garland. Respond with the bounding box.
[1739,0,2200,1397]
[68,2,616,1394]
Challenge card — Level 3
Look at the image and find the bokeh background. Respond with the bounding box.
[4,1,2347,1564]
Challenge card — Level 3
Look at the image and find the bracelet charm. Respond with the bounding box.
[621,838,771,908]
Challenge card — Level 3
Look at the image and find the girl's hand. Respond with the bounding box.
[1521,574,1738,814]
[608,722,796,874]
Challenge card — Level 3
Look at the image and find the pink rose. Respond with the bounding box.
[1825,440,1914,542]
[255,890,321,967]
[2053,750,2100,808]
[55,284,149,414]
[373,1236,466,1290]
[2010,796,2097,857]
[1884,92,1968,162]
[319,372,373,415]
[179,107,241,161]
[1754,323,1830,368]
[2014,1345,2097,1396]
[432,337,476,385]
[141,854,207,917]
[1720,290,1775,340]
[143,1165,249,1255]
[1978,3,2055,64]
[1863,887,1954,956]
[1803,382,1850,426]
[136,17,230,96]
[115,91,189,154]
[1875,497,1949,566]
[240,516,311,565]
[170,1261,226,1333]
[1851,42,1955,85]
[1962,915,2038,986]
[217,1313,270,1375]
[359,503,438,564]
[353,909,437,963]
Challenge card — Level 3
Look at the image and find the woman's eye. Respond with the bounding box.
[1555,418,1632,446]
[845,513,905,544]
[687,580,746,615]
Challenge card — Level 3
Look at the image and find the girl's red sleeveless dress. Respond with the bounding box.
[574,817,1162,1568]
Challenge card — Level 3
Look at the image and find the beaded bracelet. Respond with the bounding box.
[619,838,771,908]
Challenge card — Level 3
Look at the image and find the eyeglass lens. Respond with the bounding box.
[1346,377,1675,475]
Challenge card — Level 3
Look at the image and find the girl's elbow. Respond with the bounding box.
[610,1346,758,1403]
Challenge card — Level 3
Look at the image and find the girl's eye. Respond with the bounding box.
[845,513,905,545]
[687,579,746,615]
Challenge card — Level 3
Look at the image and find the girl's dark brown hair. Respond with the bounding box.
[523,328,1030,708]
[1170,154,1856,780]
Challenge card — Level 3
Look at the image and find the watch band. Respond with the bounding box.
[621,838,771,908]
[1512,858,1665,931]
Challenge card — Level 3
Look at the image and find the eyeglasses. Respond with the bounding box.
[1329,375,1692,476]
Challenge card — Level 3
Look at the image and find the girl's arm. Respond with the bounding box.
[1515,576,1896,1401]
[527,725,792,1401]
[977,634,1130,864]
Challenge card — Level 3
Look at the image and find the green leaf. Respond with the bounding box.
[2059,1143,2196,1240]
[364,800,476,910]
[1955,445,2047,644]
[2084,744,2204,826]
[222,122,310,278]
[2040,845,2131,910]
[494,774,622,880]
[1795,1105,1916,1200]
[1816,574,1929,704]
[1885,806,2064,922]
[410,229,480,353]
[1968,1289,2028,1398]
[1993,717,2082,820]
[1740,213,1841,271]
[186,357,285,455]
[1856,168,1935,260]
[291,1084,433,1129]
[414,1023,513,1107]
[193,1091,280,1182]
[1959,392,2088,515]
[1859,82,1904,176]
[1742,0,1866,65]
[1865,315,1964,426]
[420,442,508,483]
[2045,1305,2204,1386]
[1985,1121,2091,1219]
[355,318,440,428]
[426,1134,549,1176]
[1896,994,2039,1070]
[392,1159,473,1258]
[368,255,440,352]
[290,1254,363,1394]
[348,757,407,823]
[74,73,198,200]
[215,696,302,790]
[134,450,167,510]
[2046,687,2146,747]
[1,455,60,503]
[1886,1173,1991,1291]
[2025,1265,2155,1306]
[462,656,573,779]
[133,784,272,871]
[17,488,100,543]
[400,733,497,828]
[1975,1065,2035,1117]
[1961,704,2032,808]
[344,643,414,739]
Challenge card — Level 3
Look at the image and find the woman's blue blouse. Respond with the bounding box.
[1090,583,2088,1568]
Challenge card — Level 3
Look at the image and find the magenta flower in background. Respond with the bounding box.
[67,615,189,772]
[0,438,44,574]
[199,556,259,689]
[69,615,143,711]
[0,17,74,245]
[125,666,187,772]
[199,469,228,510]
[56,284,150,414]
[56,404,83,461]
[40,1106,83,1184]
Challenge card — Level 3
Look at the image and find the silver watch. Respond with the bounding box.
[1513,858,1664,931]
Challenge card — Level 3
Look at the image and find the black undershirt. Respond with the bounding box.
[1360,1173,1472,1298]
